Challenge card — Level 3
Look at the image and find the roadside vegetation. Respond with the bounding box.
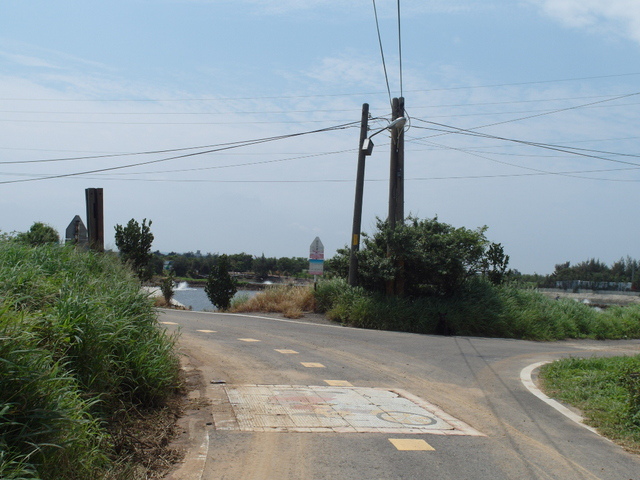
[314,278,640,340]
[230,284,315,319]
[228,216,640,341]
[0,236,180,480]
[539,356,640,452]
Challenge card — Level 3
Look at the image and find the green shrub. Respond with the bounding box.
[315,276,640,341]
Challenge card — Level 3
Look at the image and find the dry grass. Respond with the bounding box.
[230,285,315,319]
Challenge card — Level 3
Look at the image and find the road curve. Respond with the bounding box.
[161,310,640,480]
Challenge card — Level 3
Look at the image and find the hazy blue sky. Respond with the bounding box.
[1,0,639,274]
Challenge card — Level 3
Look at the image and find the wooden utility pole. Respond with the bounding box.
[348,103,370,286]
[85,188,104,252]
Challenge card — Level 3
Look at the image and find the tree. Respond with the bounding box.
[252,254,276,281]
[159,271,175,305]
[205,255,237,311]
[339,216,509,297]
[114,218,154,281]
[15,222,60,246]
[482,242,510,285]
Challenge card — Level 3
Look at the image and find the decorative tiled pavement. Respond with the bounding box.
[208,385,483,435]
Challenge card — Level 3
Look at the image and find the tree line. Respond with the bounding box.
[150,251,310,280]
[541,257,639,290]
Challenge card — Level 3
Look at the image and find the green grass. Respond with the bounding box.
[315,277,640,340]
[539,356,640,452]
[0,241,180,479]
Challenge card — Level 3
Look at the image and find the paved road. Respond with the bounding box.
[160,310,640,480]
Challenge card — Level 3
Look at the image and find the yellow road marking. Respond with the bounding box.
[238,338,261,342]
[301,362,325,368]
[275,349,299,354]
[197,330,216,333]
[324,380,353,387]
[389,439,435,451]
[160,321,178,325]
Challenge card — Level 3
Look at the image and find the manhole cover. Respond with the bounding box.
[210,385,482,435]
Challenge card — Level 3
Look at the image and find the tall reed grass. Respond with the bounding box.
[0,241,180,479]
[230,285,315,319]
[315,277,640,340]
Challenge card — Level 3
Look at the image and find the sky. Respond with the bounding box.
[1,0,639,274]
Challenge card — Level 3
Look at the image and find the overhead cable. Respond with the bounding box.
[0,122,358,185]
[372,0,392,106]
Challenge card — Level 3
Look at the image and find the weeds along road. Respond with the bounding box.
[160,310,640,480]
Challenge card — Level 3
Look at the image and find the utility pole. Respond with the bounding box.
[387,97,405,296]
[348,103,370,286]
[85,188,104,252]
[388,97,405,227]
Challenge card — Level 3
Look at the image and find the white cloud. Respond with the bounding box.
[529,0,640,45]
[0,51,60,69]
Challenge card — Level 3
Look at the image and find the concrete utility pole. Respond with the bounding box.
[388,97,405,228]
[85,188,104,252]
[348,103,370,286]
[387,97,405,296]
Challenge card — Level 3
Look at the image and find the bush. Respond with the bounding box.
[314,277,640,341]
[14,222,60,247]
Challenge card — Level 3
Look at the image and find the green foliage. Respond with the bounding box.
[0,308,107,480]
[159,272,175,304]
[342,216,509,297]
[314,277,640,341]
[0,240,180,478]
[150,251,308,279]
[252,254,275,280]
[540,256,640,289]
[114,218,154,281]
[14,222,60,246]
[205,255,237,311]
[540,356,640,450]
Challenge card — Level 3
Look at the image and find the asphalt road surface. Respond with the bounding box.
[160,309,640,480]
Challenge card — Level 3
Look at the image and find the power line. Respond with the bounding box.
[408,91,640,143]
[0,92,632,116]
[0,122,358,185]
[410,122,640,168]
[397,0,403,97]
[89,148,356,177]
[0,123,358,165]
[372,0,392,106]
[1,73,639,103]
[59,164,640,184]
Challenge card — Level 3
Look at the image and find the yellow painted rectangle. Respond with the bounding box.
[275,349,299,354]
[160,321,179,325]
[389,439,434,451]
[324,380,353,387]
[301,362,325,368]
[197,330,216,333]
[238,338,261,342]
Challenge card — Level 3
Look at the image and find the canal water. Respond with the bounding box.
[172,282,256,311]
